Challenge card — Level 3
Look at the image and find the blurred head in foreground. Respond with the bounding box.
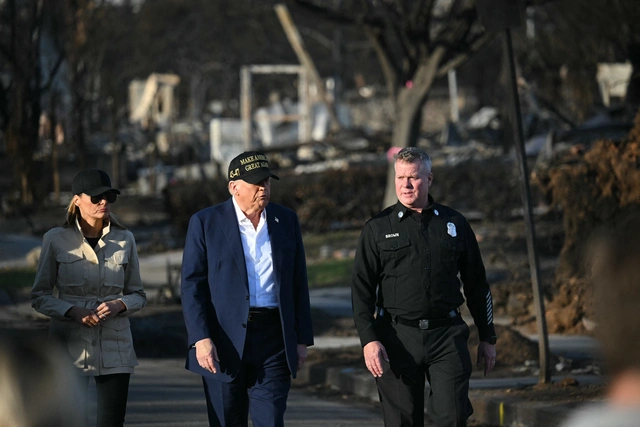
[0,335,84,427]
[589,214,640,405]
[561,214,640,427]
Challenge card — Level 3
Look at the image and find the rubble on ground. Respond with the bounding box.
[531,112,640,333]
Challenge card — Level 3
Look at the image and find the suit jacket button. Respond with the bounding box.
[242,323,247,328]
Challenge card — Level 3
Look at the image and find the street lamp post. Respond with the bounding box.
[476,0,551,384]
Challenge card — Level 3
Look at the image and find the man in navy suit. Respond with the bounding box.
[181,151,314,427]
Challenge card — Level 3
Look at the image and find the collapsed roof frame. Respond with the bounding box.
[240,64,312,150]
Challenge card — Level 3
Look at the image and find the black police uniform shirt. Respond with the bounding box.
[352,195,496,347]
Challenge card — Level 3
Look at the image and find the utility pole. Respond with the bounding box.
[240,66,252,150]
[476,0,551,384]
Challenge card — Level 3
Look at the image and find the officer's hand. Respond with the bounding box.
[363,341,389,377]
[477,341,496,376]
[296,344,308,371]
[195,338,219,374]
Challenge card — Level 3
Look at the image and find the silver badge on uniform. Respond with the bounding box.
[434,209,439,216]
[398,211,403,218]
[447,222,457,237]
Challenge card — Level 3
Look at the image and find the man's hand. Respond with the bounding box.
[195,338,219,374]
[363,341,389,377]
[477,341,497,376]
[296,344,308,371]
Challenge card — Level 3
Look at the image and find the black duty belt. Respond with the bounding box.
[391,309,460,330]
[248,307,280,322]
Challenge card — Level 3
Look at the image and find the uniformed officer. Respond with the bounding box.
[351,147,497,427]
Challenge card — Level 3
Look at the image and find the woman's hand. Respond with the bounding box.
[93,300,126,321]
[66,306,102,327]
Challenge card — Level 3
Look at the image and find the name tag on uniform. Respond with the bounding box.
[385,233,399,239]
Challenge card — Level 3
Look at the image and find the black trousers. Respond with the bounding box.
[81,373,130,427]
[202,316,291,427]
[375,316,473,427]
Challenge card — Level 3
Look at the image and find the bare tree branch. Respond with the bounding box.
[433,2,476,48]
[30,0,44,45]
[298,26,333,49]
[40,52,65,92]
[393,0,407,18]
[422,0,437,47]
[31,0,44,89]
[410,0,431,33]
[9,0,17,69]
[383,4,416,70]
[0,43,14,64]
[293,0,360,25]
[435,31,495,78]
[446,0,464,24]
[412,45,446,91]
[0,79,11,124]
[364,24,398,100]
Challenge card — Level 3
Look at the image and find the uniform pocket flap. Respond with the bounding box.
[440,240,465,264]
[103,316,130,331]
[441,239,464,252]
[378,237,411,251]
[56,251,84,263]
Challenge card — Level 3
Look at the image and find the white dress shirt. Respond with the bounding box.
[232,197,277,308]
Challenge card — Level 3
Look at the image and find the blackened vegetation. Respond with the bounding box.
[164,157,524,235]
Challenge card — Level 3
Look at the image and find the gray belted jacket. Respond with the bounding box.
[31,219,147,375]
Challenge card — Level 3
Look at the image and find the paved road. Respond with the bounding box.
[0,233,41,269]
[122,359,384,426]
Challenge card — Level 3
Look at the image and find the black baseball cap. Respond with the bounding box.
[72,169,121,196]
[228,151,279,184]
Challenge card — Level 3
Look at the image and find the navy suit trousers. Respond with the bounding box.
[202,316,291,427]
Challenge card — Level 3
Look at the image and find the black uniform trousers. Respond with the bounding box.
[375,315,473,427]
[202,313,291,427]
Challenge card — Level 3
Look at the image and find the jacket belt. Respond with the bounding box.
[391,309,460,330]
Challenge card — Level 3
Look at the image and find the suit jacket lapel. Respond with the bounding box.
[266,206,282,295]
[221,198,249,291]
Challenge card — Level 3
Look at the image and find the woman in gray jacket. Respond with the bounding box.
[31,169,147,427]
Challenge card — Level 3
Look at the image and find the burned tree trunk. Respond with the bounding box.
[382,51,446,208]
